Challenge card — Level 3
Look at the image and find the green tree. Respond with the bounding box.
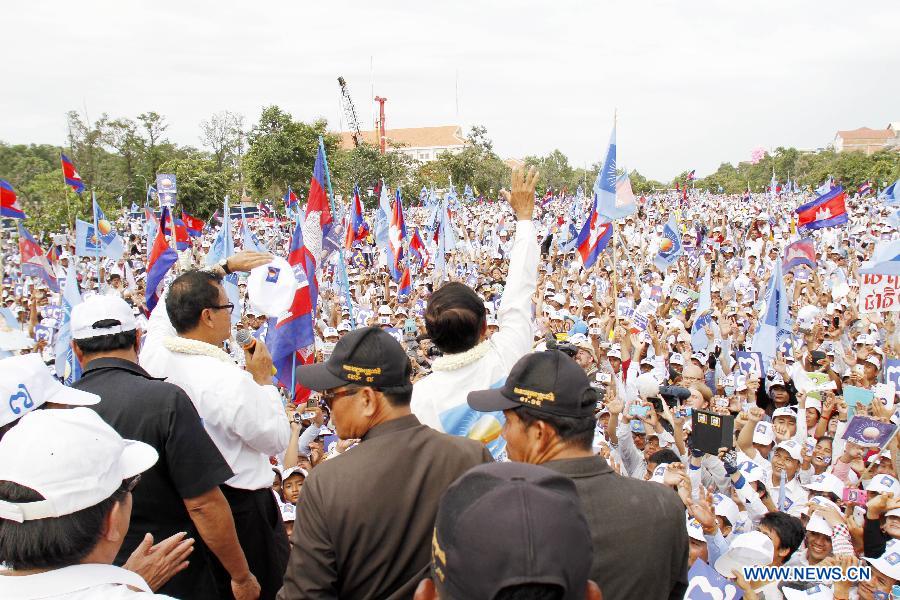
[242,106,338,202]
[156,157,234,218]
[330,142,416,208]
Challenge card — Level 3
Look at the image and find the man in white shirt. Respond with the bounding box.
[0,407,171,599]
[140,252,290,600]
[411,168,539,458]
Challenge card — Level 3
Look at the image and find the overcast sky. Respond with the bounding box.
[2,0,898,181]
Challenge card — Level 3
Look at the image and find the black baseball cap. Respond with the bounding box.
[294,327,412,393]
[432,461,593,599]
[467,350,595,418]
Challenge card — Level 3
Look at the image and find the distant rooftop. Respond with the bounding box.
[337,125,466,150]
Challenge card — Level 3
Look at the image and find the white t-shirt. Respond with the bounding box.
[0,564,176,599]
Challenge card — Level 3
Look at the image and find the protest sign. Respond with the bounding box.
[887,359,900,398]
[671,284,700,304]
[858,273,899,313]
[735,351,764,379]
[684,558,743,600]
[842,415,897,449]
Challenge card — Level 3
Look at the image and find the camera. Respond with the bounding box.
[545,334,578,358]
[659,385,691,405]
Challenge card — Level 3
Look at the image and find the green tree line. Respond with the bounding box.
[2,106,897,236]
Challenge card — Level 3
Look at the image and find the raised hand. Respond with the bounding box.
[499,167,539,221]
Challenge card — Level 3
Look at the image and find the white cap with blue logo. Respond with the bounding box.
[0,354,99,428]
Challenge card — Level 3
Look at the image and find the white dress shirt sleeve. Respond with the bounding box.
[490,220,538,369]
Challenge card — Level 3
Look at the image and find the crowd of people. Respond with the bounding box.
[0,162,899,600]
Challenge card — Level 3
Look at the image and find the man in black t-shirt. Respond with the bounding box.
[71,295,261,600]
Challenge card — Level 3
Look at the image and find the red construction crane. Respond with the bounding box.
[374,96,387,154]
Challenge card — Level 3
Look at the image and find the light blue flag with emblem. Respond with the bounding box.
[54,263,83,384]
[878,179,899,205]
[90,194,124,258]
[751,259,790,365]
[205,198,239,324]
[594,125,636,221]
[239,209,267,253]
[691,267,717,351]
[653,217,683,271]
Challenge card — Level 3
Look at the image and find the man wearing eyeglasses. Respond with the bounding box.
[278,326,491,600]
[140,251,291,600]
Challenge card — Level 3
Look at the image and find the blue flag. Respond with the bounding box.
[88,194,125,258]
[206,197,235,267]
[860,239,900,276]
[240,210,267,252]
[75,220,123,259]
[878,179,899,205]
[751,259,790,365]
[54,264,83,385]
[654,217,683,271]
[691,267,716,351]
[595,125,636,221]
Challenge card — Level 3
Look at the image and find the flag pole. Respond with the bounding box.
[91,190,101,291]
[318,136,356,328]
[610,109,619,341]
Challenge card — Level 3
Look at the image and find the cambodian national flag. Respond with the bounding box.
[283,186,299,209]
[17,222,59,292]
[858,182,872,197]
[388,190,407,281]
[146,207,178,313]
[796,186,848,231]
[60,153,85,195]
[409,227,429,269]
[181,212,205,237]
[687,169,695,181]
[344,185,369,249]
[574,193,612,269]
[782,238,816,271]
[267,222,316,401]
[300,143,333,295]
[398,267,412,299]
[0,180,26,219]
[172,218,191,250]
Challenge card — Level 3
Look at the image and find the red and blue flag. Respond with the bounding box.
[344,185,369,249]
[574,194,612,269]
[687,169,696,181]
[181,212,205,237]
[146,207,178,312]
[283,186,299,209]
[60,154,85,195]
[782,238,816,271]
[1,180,26,219]
[267,221,316,401]
[398,266,412,298]
[172,217,191,250]
[796,186,848,231]
[409,227,429,269]
[388,190,407,281]
[300,142,333,315]
[858,181,872,197]
[17,222,59,292]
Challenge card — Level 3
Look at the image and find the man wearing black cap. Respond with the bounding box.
[468,350,689,600]
[278,327,491,600]
[414,461,603,600]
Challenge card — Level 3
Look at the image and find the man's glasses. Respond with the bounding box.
[208,303,235,314]
[321,387,361,408]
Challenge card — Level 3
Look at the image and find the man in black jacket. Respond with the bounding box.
[468,349,689,600]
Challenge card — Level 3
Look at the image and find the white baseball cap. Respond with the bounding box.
[712,493,740,527]
[0,355,100,428]
[323,327,339,340]
[803,473,843,498]
[752,421,775,446]
[669,353,684,366]
[247,256,297,316]
[686,516,705,542]
[772,406,797,420]
[0,407,157,522]
[70,295,137,340]
[864,549,900,581]
[866,474,900,496]
[775,439,803,462]
[806,514,834,537]
[714,531,774,577]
